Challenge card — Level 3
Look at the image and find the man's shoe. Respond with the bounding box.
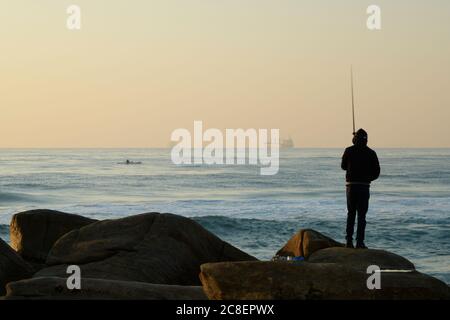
[356,242,368,249]
[345,240,354,248]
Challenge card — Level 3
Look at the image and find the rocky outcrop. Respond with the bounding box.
[3,277,207,300]
[4,212,447,301]
[0,238,34,295]
[10,209,97,264]
[35,213,257,285]
[307,247,415,271]
[200,261,450,300]
[276,229,343,258]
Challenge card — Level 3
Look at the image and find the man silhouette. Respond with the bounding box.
[341,129,380,249]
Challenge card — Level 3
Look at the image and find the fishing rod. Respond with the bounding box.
[351,66,356,135]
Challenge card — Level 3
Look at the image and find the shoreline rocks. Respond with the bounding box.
[3,277,207,300]
[36,212,257,285]
[10,209,97,265]
[200,261,450,300]
[0,238,34,296]
[276,229,343,258]
[1,210,448,300]
[307,247,415,271]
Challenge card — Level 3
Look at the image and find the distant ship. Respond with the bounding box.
[267,137,295,149]
[280,137,294,149]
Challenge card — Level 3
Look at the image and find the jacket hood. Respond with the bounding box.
[352,128,368,147]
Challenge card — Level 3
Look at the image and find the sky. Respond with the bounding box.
[0,0,449,148]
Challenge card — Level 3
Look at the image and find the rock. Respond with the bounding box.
[200,261,450,300]
[10,209,97,264]
[276,229,343,258]
[307,247,415,271]
[36,213,257,285]
[0,238,34,295]
[3,277,207,300]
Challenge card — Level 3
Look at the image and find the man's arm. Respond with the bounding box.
[341,148,348,171]
[371,151,380,181]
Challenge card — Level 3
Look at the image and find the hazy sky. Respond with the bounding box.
[1,0,449,148]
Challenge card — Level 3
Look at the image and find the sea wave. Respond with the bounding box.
[0,192,37,203]
[191,215,343,259]
[0,224,9,242]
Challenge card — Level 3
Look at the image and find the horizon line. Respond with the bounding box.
[1,146,450,150]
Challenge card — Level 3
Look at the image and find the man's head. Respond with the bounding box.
[352,128,368,147]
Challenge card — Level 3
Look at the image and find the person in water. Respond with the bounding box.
[341,129,380,249]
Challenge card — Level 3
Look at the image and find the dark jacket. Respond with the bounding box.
[341,145,380,183]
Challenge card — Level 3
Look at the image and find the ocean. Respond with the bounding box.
[0,148,449,283]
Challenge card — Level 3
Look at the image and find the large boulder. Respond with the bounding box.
[276,229,343,258]
[307,247,415,271]
[35,213,257,285]
[200,261,450,300]
[3,277,207,300]
[0,238,34,295]
[10,209,97,264]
